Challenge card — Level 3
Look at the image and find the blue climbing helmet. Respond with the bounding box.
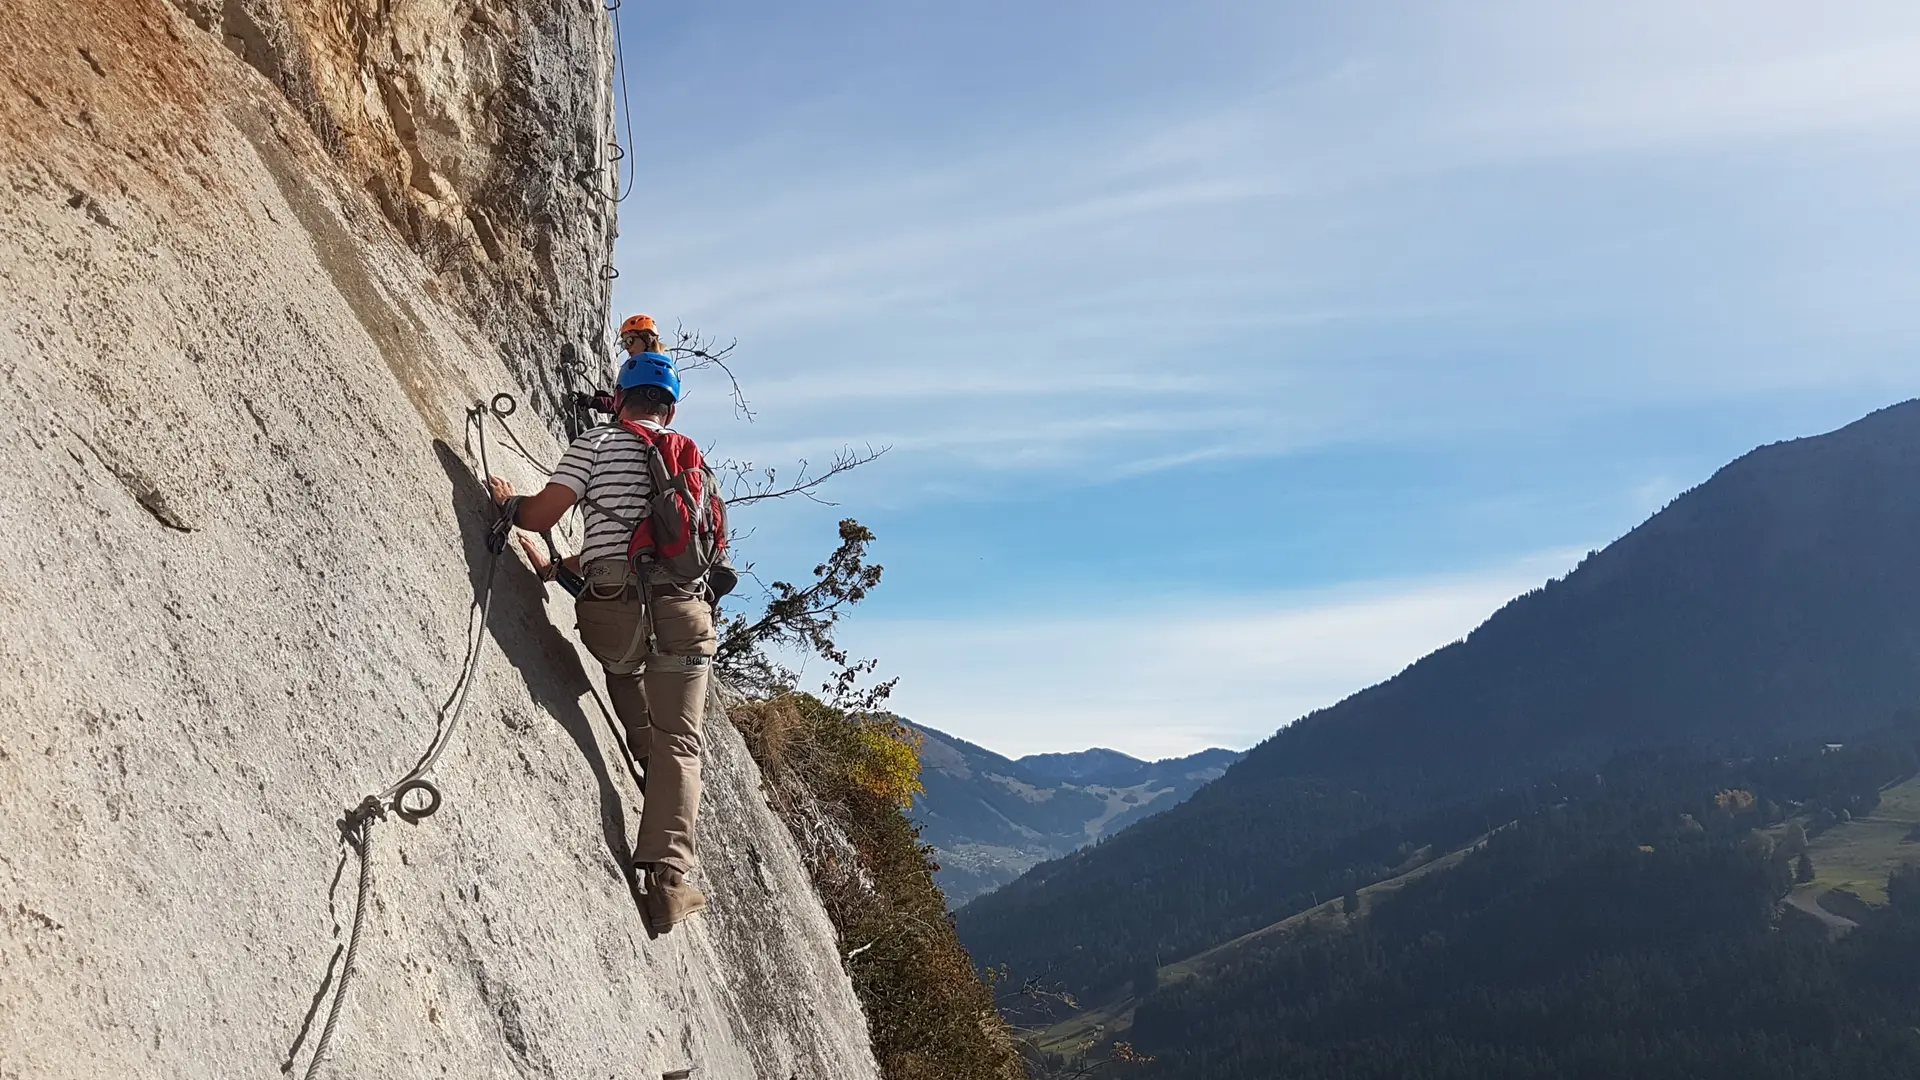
[617,351,681,404]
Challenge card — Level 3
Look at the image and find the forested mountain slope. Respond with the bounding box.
[1123,739,1920,1080]
[960,400,1920,1000]
[908,725,1238,905]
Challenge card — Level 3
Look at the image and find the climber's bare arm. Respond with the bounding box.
[486,476,577,533]
[514,535,583,581]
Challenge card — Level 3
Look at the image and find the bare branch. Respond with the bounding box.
[668,323,754,420]
[1033,1046,1156,1080]
[718,444,890,508]
[993,975,1081,1016]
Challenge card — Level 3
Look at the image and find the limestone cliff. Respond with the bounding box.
[0,3,880,1078]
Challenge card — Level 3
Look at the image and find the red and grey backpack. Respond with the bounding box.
[618,420,737,598]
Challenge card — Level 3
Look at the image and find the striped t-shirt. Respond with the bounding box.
[551,421,663,565]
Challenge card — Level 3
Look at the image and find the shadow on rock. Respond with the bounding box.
[432,438,636,880]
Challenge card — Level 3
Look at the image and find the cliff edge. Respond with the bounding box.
[0,3,880,1078]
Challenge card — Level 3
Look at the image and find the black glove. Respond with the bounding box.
[573,391,617,414]
[487,495,524,555]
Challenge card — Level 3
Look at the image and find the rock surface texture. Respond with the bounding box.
[0,3,880,1079]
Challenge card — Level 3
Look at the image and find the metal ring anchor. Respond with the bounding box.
[392,779,443,823]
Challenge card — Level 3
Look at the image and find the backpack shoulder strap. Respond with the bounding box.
[619,420,688,492]
[578,492,639,529]
[571,422,657,529]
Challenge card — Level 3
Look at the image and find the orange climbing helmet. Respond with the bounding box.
[619,314,657,337]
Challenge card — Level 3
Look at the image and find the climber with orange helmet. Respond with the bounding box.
[569,315,666,437]
[619,314,660,356]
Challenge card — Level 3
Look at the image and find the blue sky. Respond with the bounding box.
[607,1,1920,758]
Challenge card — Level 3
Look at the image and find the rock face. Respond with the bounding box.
[179,0,625,412]
[0,4,879,1079]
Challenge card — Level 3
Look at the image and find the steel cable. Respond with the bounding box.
[607,0,638,203]
[293,397,509,1077]
[302,808,377,1080]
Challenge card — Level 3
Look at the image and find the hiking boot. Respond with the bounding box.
[644,864,707,932]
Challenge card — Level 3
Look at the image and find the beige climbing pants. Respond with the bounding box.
[574,558,717,875]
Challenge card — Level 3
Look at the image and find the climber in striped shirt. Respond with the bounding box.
[486,331,717,933]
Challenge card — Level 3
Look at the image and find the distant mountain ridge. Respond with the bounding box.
[1013,737,1221,780]
[907,724,1240,905]
[959,399,1920,1000]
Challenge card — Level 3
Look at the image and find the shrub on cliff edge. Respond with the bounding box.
[733,693,1026,1080]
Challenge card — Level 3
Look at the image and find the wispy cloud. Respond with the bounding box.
[837,549,1583,759]
[639,0,1920,510]
[612,5,1920,765]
